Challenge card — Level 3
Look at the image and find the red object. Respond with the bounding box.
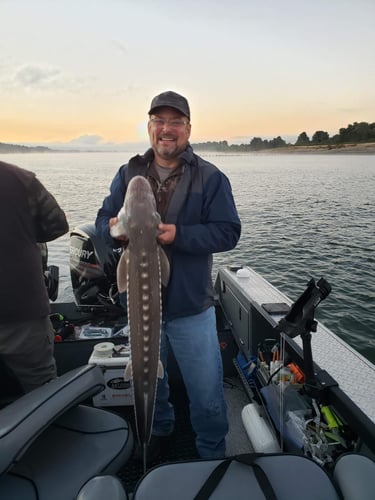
[288,363,305,383]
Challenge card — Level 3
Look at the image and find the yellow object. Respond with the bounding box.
[321,406,340,428]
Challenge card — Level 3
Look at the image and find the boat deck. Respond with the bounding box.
[219,266,375,424]
[113,375,252,492]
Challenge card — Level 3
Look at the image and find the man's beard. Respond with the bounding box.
[155,142,186,160]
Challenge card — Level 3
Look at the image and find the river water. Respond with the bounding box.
[3,152,374,363]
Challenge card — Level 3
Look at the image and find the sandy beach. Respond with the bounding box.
[262,142,375,154]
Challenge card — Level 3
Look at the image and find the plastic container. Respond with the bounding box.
[241,403,280,453]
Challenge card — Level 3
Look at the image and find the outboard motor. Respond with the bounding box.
[39,242,59,302]
[70,223,123,314]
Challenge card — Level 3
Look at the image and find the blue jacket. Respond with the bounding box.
[95,146,241,321]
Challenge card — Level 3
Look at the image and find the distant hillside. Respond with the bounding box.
[0,142,53,153]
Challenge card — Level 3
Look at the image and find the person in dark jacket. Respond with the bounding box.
[96,91,241,460]
[0,161,69,394]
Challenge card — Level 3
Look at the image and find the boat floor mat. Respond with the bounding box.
[114,386,199,493]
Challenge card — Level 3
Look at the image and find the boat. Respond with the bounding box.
[0,223,374,499]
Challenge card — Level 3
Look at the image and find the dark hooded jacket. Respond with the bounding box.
[0,161,69,321]
[95,146,241,321]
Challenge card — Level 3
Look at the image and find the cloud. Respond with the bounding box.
[112,39,128,56]
[29,135,148,152]
[46,134,112,151]
[14,64,61,87]
[0,63,90,94]
[67,134,104,146]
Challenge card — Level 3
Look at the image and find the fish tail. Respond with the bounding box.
[143,442,147,474]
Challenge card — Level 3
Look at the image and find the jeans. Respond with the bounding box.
[153,306,228,458]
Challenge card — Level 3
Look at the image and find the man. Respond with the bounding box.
[96,90,241,459]
[0,161,69,394]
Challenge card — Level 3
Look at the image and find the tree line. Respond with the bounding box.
[0,142,51,153]
[192,121,375,152]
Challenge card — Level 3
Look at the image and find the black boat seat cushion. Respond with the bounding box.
[132,453,340,500]
[0,364,134,500]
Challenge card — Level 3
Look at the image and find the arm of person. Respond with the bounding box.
[30,177,69,242]
[172,170,241,254]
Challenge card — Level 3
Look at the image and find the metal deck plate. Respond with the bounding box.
[219,266,375,424]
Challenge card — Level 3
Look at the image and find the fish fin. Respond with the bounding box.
[157,360,164,379]
[159,247,170,287]
[117,251,128,293]
[124,361,132,381]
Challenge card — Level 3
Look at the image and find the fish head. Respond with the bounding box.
[123,176,160,235]
[110,175,160,240]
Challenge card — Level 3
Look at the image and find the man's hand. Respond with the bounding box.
[109,217,128,242]
[157,223,176,245]
[109,217,118,230]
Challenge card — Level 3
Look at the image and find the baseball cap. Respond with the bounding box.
[148,90,190,120]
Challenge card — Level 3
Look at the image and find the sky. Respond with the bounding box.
[1,0,374,150]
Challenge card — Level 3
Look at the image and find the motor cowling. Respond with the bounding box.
[70,223,123,313]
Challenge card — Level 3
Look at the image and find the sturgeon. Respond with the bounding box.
[110,175,170,470]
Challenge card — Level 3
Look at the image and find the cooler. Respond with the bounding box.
[88,343,133,407]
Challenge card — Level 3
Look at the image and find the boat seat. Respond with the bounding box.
[0,364,134,500]
[76,475,129,500]
[333,453,375,500]
[132,453,341,500]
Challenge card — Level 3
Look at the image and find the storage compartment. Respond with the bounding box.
[217,282,251,355]
[215,276,279,360]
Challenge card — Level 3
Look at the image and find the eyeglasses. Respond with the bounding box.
[149,117,189,129]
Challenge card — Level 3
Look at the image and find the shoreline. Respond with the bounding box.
[1,142,375,155]
[261,142,375,154]
[197,142,375,155]
[194,142,375,156]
